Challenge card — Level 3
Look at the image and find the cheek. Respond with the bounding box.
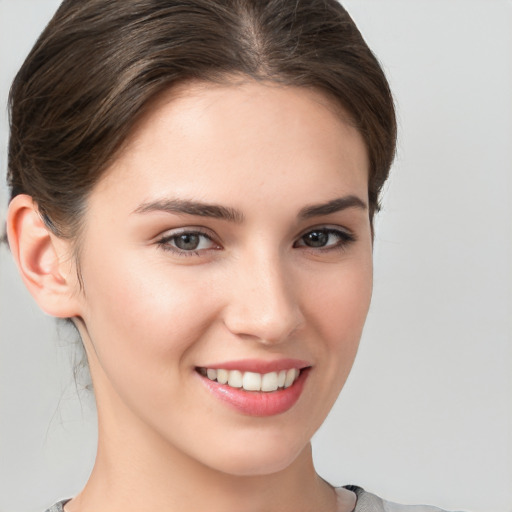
[305,253,373,344]
[300,251,373,403]
[78,248,219,383]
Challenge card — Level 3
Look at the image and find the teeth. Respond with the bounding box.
[217,369,229,384]
[284,368,298,388]
[228,370,243,388]
[201,367,301,392]
[261,371,278,392]
[277,370,286,387]
[242,371,261,391]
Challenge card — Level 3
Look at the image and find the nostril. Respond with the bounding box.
[221,261,304,343]
[222,298,304,344]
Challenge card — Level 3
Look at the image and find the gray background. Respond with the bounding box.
[1,1,511,511]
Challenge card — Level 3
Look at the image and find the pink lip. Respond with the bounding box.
[197,366,310,417]
[198,358,311,374]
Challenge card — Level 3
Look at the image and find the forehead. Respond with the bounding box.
[92,80,369,214]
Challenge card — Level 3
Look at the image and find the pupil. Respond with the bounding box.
[305,231,328,247]
[175,233,200,250]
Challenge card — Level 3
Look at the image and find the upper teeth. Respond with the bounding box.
[200,368,300,392]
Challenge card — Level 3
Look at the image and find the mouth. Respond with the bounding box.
[195,362,311,416]
[196,367,301,392]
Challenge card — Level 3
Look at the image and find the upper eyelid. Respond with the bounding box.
[296,224,354,238]
[156,224,353,239]
[293,226,356,249]
[156,228,221,250]
[155,224,354,249]
[157,226,217,241]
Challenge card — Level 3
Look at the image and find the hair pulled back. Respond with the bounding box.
[8,0,396,239]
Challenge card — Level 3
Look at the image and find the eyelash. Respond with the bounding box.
[157,229,219,257]
[156,226,356,257]
[293,227,356,251]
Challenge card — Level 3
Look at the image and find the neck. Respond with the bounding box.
[72,426,336,512]
[67,382,339,512]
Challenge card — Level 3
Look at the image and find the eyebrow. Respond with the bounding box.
[133,195,367,223]
[298,195,367,219]
[133,198,245,223]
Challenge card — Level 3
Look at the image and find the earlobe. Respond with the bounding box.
[6,194,81,318]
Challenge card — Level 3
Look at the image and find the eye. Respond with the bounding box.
[157,229,219,255]
[294,227,355,250]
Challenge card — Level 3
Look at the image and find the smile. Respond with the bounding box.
[197,367,300,392]
[197,365,310,417]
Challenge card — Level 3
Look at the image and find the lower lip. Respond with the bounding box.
[197,368,310,417]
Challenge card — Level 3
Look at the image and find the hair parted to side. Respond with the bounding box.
[7,0,396,242]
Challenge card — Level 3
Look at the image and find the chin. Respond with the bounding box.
[199,433,311,477]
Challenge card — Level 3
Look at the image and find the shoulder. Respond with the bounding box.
[46,490,464,512]
[44,500,69,512]
[341,485,465,512]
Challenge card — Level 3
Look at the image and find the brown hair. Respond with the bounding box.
[7,0,396,239]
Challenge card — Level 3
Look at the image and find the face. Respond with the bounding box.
[72,81,372,476]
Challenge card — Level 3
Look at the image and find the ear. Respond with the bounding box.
[6,194,81,318]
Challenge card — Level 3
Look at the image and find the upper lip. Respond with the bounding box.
[197,358,311,374]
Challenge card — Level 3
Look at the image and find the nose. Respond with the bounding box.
[222,251,304,345]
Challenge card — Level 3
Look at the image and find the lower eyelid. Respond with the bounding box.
[294,228,355,247]
[156,227,355,254]
[157,230,219,252]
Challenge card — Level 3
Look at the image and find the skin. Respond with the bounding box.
[8,81,372,512]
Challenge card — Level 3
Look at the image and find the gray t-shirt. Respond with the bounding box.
[44,486,456,512]
[342,486,457,511]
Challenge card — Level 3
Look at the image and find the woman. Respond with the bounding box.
[3,0,497,511]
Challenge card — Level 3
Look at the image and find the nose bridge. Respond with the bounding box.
[223,245,303,344]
